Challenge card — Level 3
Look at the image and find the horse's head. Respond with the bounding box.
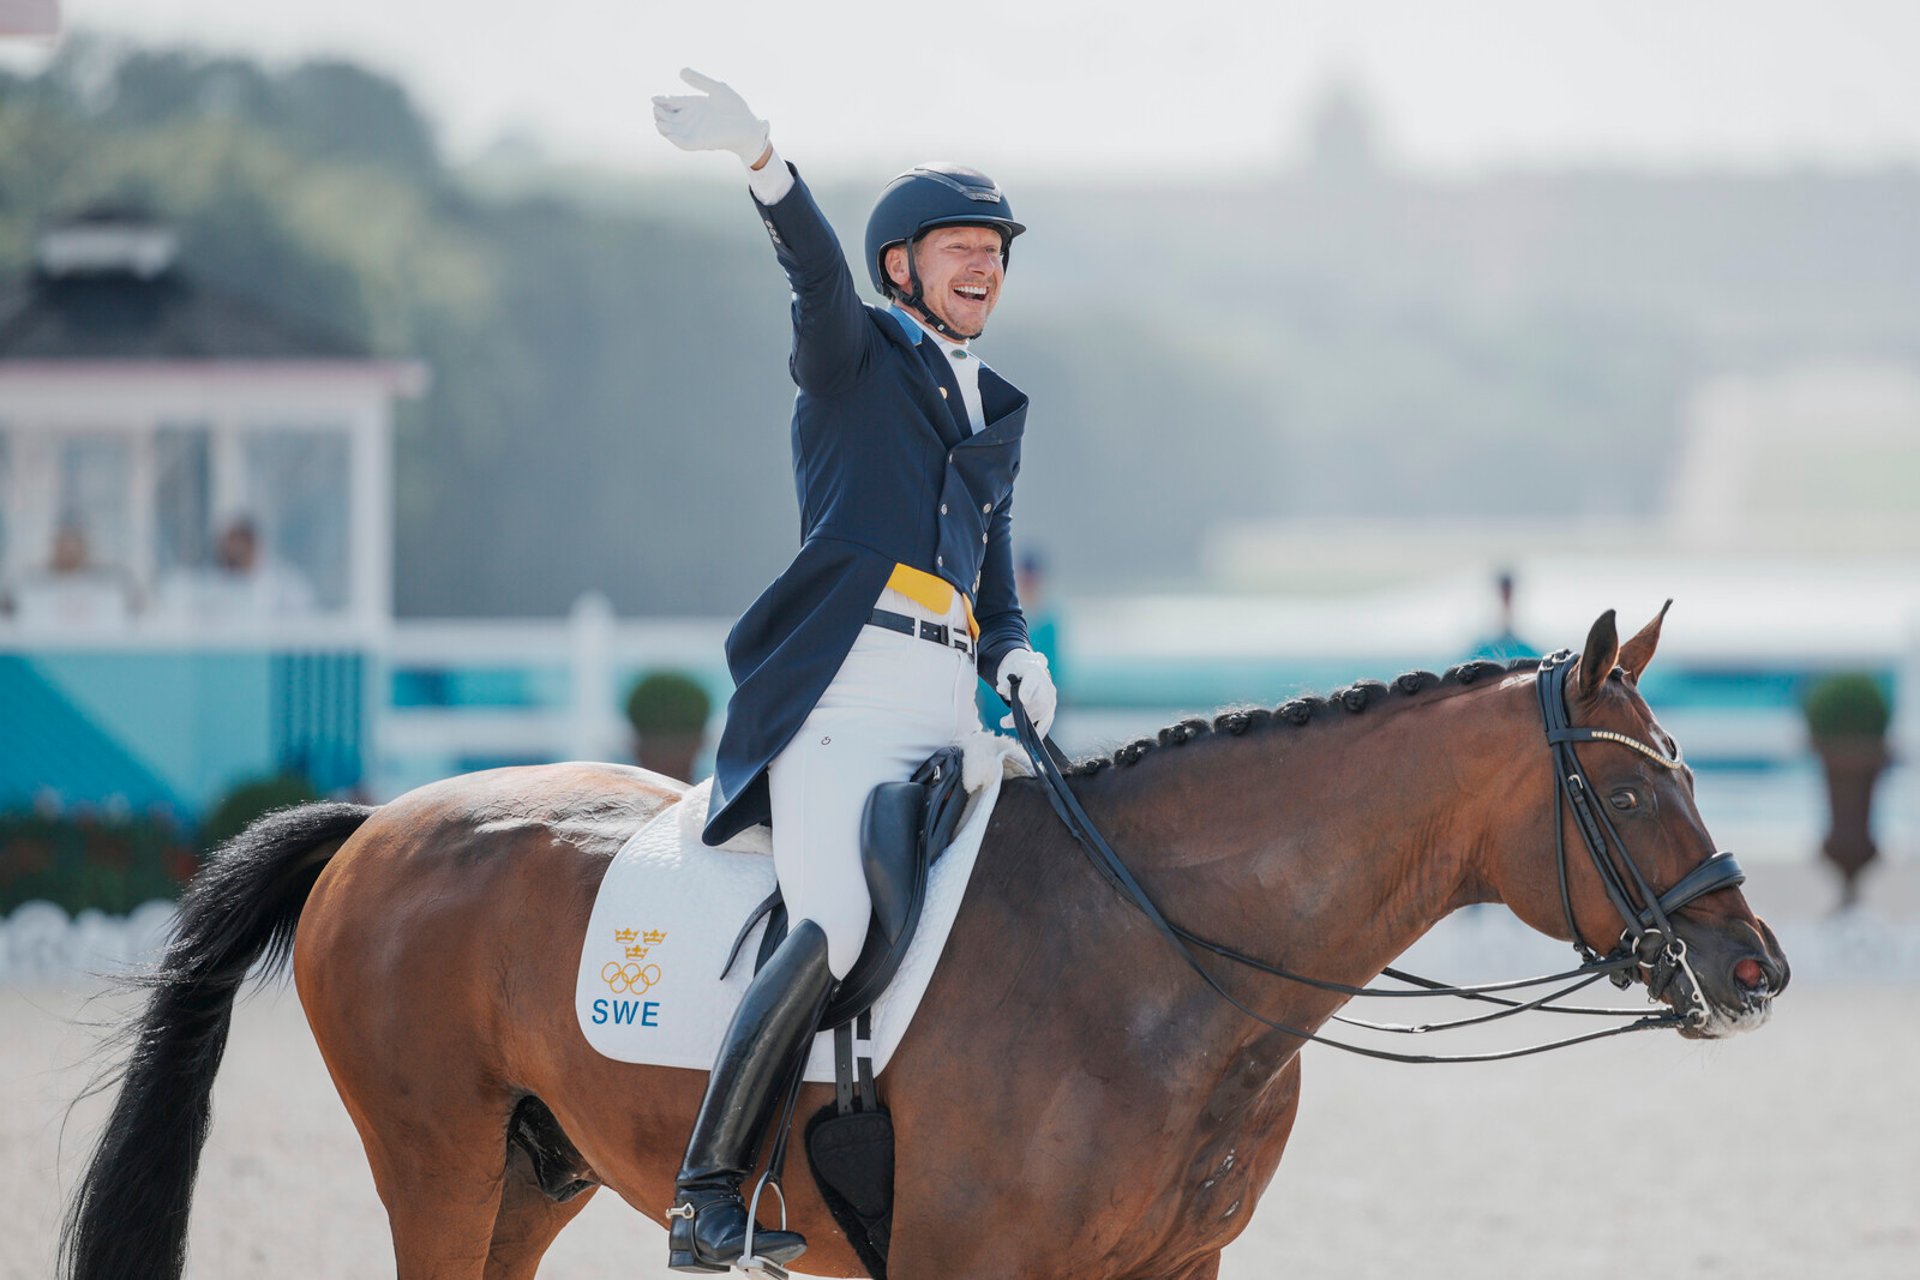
[1487,604,1790,1039]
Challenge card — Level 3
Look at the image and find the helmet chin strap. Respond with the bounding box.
[895,241,981,342]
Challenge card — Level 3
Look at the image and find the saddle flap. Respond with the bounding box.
[919,748,968,872]
[860,782,928,946]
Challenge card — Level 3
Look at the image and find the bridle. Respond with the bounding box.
[1003,651,1748,1064]
[1535,648,1745,1026]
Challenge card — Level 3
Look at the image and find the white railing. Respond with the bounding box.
[373,594,733,796]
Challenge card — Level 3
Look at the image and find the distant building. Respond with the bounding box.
[0,207,425,816]
[1673,361,1920,556]
[1302,77,1385,183]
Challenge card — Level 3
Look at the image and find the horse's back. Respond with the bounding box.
[366,760,686,858]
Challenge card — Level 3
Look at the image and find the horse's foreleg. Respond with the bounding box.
[483,1144,599,1280]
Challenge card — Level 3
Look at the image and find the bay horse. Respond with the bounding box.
[62,607,1788,1280]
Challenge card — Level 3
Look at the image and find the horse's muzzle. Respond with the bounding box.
[1674,916,1789,1039]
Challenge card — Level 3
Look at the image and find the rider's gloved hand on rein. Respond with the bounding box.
[996,649,1057,738]
[652,68,771,168]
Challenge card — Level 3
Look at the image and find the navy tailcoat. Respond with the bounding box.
[703,165,1031,845]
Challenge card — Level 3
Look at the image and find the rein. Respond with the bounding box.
[1004,653,1745,1063]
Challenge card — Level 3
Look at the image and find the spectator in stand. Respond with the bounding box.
[155,514,318,622]
[6,518,137,628]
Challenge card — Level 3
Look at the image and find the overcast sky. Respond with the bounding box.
[10,1,1920,184]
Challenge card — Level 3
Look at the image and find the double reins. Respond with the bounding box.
[1003,652,1744,1064]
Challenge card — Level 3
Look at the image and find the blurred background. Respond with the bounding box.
[2,2,1917,1275]
[1,0,1914,904]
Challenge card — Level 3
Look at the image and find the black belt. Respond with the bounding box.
[867,607,974,658]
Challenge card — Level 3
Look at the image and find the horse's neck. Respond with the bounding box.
[934,685,1534,1225]
[1085,689,1526,1001]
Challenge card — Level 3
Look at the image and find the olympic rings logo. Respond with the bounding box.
[602,961,663,994]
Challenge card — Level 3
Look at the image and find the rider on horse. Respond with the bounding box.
[652,70,1058,1272]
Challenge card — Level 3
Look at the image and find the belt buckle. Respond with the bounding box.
[920,620,949,647]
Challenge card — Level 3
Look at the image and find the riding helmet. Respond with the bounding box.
[863,162,1026,300]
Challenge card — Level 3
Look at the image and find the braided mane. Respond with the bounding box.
[1061,657,1542,777]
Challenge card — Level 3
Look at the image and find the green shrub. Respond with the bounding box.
[0,810,197,914]
[200,774,323,853]
[1803,673,1892,740]
[624,670,712,735]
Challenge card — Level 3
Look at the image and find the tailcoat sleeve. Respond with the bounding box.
[751,163,879,396]
[972,491,1030,682]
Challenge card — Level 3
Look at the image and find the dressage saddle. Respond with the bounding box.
[718,744,969,1028]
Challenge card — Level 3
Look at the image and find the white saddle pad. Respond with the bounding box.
[575,732,1028,1081]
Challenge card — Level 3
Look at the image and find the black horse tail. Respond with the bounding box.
[59,801,375,1280]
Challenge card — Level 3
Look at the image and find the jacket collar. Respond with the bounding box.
[887,304,973,355]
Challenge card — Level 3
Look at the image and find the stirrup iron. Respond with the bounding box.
[737,1170,791,1277]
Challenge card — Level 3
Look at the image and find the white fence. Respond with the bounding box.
[0,900,176,983]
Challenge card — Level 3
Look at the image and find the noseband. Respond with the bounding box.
[1006,654,1748,1064]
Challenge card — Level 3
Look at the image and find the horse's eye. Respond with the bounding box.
[1609,788,1641,813]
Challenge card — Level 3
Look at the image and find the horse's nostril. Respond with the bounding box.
[1733,957,1766,991]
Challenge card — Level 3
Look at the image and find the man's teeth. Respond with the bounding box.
[955,285,988,300]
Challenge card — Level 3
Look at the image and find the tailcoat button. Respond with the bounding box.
[982,502,992,513]
[936,555,944,567]
[981,533,989,544]
[940,503,948,515]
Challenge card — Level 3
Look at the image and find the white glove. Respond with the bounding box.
[996,649,1057,738]
[651,68,770,167]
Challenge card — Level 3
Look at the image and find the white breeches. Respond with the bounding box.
[766,584,980,978]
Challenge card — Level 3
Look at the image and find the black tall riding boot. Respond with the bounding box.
[668,919,834,1273]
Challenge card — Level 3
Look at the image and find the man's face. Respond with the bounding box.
[887,224,1005,338]
[219,525,258,572]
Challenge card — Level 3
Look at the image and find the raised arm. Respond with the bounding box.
[653,69,875,394]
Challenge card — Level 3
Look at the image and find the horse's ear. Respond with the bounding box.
[1576,609,1619,702]
[1618,599,1672,683]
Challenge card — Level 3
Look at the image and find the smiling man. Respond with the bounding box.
[652,70,1056,1272]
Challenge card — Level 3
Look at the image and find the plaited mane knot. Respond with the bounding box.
[1213,706,1271,736]
[1158,718,1209,747]
[1339,680,1389,712]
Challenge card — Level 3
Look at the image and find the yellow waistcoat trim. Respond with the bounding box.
[886,563,979,639]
